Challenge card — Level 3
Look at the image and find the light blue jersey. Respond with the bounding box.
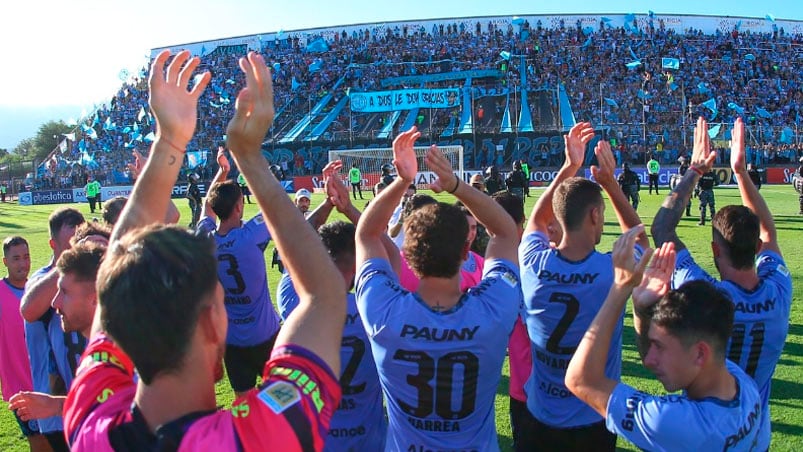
[278,273,387,451]
[48,310,86,390]
[673,249,792,432]
[606,361,770,451]
[355,258,520,452]
[519,231,642,428]
[198,214,280,346]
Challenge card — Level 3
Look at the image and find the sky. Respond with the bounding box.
[1,0,800,149]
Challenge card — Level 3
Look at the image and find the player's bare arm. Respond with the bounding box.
[356,127,421,265]
[226,52,345,374]
[526,122,593,234]
[730,117,780,256]
[19,268,58,322]
[651,117,716,250]
[566,226,653,417]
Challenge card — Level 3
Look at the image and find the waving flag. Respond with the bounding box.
[756,108,772,119]
[708,123,722,139]
[626,61,642,69]
[661,58,680,70]
[137,106,146,122]
[604,98,619,108]
[728,102,745,115]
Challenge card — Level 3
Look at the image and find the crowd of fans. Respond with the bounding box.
[35,15,803,189]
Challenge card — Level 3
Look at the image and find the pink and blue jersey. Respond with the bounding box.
[355,257,520,452]
[519,230,643,428]
[198,214,281,346]
[64,335,341,451]
[606,361,770,451]
[278,273,387,451]
[672,249,792,431]
[398,250,485,293]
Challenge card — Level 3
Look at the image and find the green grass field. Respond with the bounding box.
[0,185,800,451]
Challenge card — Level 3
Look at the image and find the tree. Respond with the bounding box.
[33,120,74,162]
[13,138,36,160]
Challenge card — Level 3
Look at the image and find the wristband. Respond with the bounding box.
[160,136,186,154]
[447,178,460,194]
[690,166,704,176]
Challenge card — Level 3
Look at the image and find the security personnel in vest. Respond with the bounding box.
[696,169,718,225]
[647,153,661,194]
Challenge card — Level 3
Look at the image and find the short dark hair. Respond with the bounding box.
[3,236,28,256]
[71,222,112,245]
[553,177,603,231]
[48,208,85,239]
[401,194,437,218]
[57,242,106,283]
[318,221,356,271]
[492,191,526,226]
[207,180,242,220]
[711,205,760,269]
[651,280,734,359]
[102,197,127,225]
[97,225,218,384]
[403,202,467,278]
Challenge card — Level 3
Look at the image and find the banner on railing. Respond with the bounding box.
[349,88,460,113]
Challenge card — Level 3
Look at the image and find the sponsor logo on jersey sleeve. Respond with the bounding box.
[257,381,301,414]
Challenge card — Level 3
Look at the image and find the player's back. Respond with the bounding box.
[198,214,280,346]
[277,274,387,451]
[520,231,626,427]
[356,257,520,451]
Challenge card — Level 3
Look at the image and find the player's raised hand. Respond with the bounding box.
[691,116,716,173]
[226,52,275,157]
[392,126,421,183]
[148,50,210,148]
[730,117,746,173]
[564,122,594,168]
[632,241,676,313]
[590,139,616,187]
[321,160,343,180]
[611,224,653,289]
[425,144,459,194]
[216,148,230,174]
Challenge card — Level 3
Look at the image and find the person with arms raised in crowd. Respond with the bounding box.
[64,50,346,451]
[355,126,521,451]
[566,229,770,451]
[651,116,792,444]
[518,122,648,451]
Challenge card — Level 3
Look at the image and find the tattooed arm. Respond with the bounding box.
[651,117,717,250]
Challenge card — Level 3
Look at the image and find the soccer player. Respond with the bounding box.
[349,162,363,200]
[198,149,282,397]
[0,236,48,451]
[355,126,521,451]
[64,50,345,450]
[651,116,792,440]
[19,207,86,451]
[518,122,648,451]
[565,228,770,451]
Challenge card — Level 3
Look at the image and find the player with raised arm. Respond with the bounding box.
[197,147,282,397]
[518,122,648,451]
[566,230,770,451]
[64,50,345,451]
[355,126,521,451]
[278,167,394,450]
[651,116,792,439]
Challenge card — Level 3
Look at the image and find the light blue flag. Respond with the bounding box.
[309,59,323,72]
[780,126,794,144]
[625,13,636,23]
[306,38,329,53]
[521,30,530,41]
[144,132,155,142]
[626,61,642,69]
[744,53,755,61]
[500,51,511,61]
[272,63,281,72]
[92,115,100,126]
[601,17,611,23]
[133,133,143,142]
[86,128,98,140]
[186,151,203,169]
[765,14,775,22]
[209,101,221,109]
[702,98,717,114]
[512,17,525,26]
[661,58,680,70]
[604,98,618,108]
[104,117,113,131]
[137,107,146,122]
[698,83,710,95]
[756,107,772,119]
[669,82,678,91]
[133,123,139,133]
[735,20,742,31]
[78,139,86,152]
[122,126,131,134]
[637,90,652,100]
[728,102,745,115]
[581,36,592,48]
[582,27,594,36]
[225,78,236,85]
[291,77,301,91]
[708,123,722,139]
[649,10,655,19]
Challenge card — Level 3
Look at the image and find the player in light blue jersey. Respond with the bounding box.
[651,117,792,439]
[567,231,770,451]
[518,123,648,451]
[197,155,281,397]
[355,127,521,451]
[278,216,388,451]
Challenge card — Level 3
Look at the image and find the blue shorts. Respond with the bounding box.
[13,409,40,437]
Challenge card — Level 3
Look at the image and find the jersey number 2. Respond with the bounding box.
[546,292,580,354]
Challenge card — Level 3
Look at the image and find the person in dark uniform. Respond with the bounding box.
[484,165,504,195]
[676,156,692,216]
[381,164,395,186]
[186,173,202,228]
[617,162,640,210]
[696,169,718,225]
[747,164,761,190]
[505,161,528,201]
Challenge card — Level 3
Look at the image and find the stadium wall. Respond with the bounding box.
[150,13,803,58]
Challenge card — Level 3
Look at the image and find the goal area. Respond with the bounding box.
[329,145,464,190]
